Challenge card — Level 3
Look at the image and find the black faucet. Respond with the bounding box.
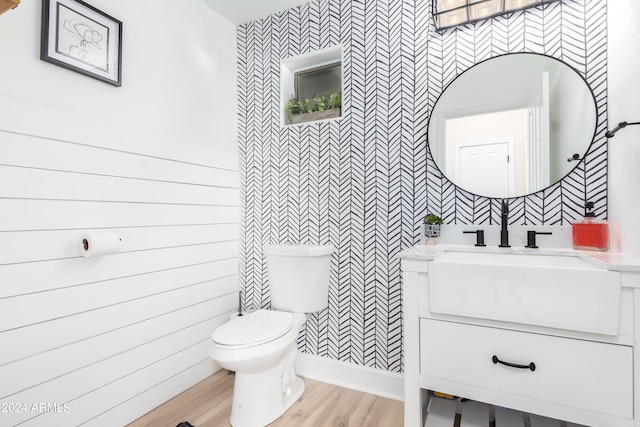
[463,229,486,247]
[499,198,510,248]
[525,230,552,249]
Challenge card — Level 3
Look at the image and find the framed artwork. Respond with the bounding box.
[41,0,122,86]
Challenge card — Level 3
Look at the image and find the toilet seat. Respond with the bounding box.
[211,310,293,348]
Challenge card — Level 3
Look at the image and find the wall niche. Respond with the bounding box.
[280,45,343,126]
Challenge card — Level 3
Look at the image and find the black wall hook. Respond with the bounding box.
[567,153,582,162]
[606,121,640,138]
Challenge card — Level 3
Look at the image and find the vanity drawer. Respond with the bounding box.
[420,319,633,418]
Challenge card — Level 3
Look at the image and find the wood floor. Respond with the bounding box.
[127,369,404,427]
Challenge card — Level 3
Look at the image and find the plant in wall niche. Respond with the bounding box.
[423,214,443,245]
[284,96,303,120]
[284,91,342,125]
[329,92,341,110]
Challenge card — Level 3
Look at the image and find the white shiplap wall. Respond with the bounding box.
[0,95,239,426]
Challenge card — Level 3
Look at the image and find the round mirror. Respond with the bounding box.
[428,53,597,198]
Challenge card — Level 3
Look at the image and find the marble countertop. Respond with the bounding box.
[399,243,640,273]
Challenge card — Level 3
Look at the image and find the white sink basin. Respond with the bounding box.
[428,249,621,335]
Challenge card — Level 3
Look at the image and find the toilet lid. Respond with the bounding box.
[211,310,293,347]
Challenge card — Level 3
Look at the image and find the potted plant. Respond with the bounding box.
[423,213,444,244]
[284,91,342,125]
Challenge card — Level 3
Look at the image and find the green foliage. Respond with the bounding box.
[303,98,315,113]
[423,214,444,225]
[284,91,342,121]
[316,95,328,111]
[284,96,302,122]
[329,92,342,109]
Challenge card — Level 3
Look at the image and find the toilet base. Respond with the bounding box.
[229,343,304,427]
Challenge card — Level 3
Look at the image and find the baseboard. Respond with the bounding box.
[294,353,404,402]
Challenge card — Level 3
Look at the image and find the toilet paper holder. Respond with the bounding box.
[82,237,122,251]
[80,233,122,257]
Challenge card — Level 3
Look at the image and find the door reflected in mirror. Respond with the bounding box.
[428,53,597,198]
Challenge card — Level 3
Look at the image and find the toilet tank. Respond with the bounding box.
[264,244,334,313]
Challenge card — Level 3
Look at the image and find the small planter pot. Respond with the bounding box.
[289,108,341,125]
[425,224,441,245]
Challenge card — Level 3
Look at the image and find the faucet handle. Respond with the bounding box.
[463,230,486,247]
[525,230,552,249]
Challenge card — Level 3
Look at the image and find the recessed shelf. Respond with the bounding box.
[280,45,343,127]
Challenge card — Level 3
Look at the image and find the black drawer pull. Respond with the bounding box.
[492,355,536,371]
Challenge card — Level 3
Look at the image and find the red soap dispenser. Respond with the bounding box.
[572,201,608,251]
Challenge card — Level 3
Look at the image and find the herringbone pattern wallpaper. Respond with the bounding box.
[238,0,607,373]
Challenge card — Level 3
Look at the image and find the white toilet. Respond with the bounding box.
[208,244,334,427]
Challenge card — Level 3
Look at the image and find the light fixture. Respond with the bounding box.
[433,0,559,30]
[434,0,467,29]
[504,0,541,11]
[468,0,502,21]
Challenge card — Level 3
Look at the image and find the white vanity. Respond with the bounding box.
[400,244,640,427]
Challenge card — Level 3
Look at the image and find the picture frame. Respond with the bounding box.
[40,0,122,86]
